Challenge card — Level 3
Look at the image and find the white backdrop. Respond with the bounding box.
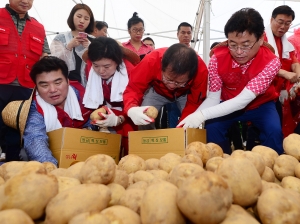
[0,0,299,56]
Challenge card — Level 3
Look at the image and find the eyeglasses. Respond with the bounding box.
[131,28,145,33]
[228,40,258,52]
[162,74,188,87]
[273,18,292,27]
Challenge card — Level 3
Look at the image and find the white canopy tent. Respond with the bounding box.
[0,0,299,63]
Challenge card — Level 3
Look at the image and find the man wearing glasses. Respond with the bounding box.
[123,43,208,129]
[178,8,284,155]
[264,5,300,137]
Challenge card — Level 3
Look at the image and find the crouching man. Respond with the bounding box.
[2,56,93,165]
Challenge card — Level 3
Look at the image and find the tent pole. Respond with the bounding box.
[203,0,211,65]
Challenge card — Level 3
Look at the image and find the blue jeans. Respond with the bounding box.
[205,101,283,154]
[166,102,181,128]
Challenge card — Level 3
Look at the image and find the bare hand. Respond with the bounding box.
[284,71,298,83]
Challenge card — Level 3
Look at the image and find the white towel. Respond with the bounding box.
[265,24,295,58]
[83,61,129,109]
[36,86,83,132]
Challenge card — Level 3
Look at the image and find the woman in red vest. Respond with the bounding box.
[83,37,140,156]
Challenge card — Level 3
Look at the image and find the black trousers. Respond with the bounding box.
[0,84,32,161]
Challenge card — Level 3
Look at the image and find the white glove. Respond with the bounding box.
[128,106,154,125]
[289,82,300,100]
[279,90,288,104]
[95,107,118,127]
[177,111,205,129]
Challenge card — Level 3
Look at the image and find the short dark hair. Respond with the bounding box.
[67,4,95,34]
[127,12,144,29]
[224,8,264,40]
[177,22,193,32]
[162,44,198,79]
[95,21,108,30]
[88,37,123,71]
[272,5,295,21]
[142,37,155,45]
[30,56,69,84]
[210,42,220,50]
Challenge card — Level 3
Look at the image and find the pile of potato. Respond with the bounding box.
[1,133,300,224]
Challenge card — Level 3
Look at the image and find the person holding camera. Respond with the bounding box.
[50,4,95,87]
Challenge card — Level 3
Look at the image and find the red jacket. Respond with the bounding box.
[214,46,278,110]
[35,81,92,128]
[0,8,45,88]
[123,47,208,122]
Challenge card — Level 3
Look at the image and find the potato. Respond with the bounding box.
[79,154,116,184]
[261,180,282,192]
[110,169,129,188]
[257,188,300,223]
[273,154,299,180]
[127,180,148,190]
[69,212,110,224]
[118,188,145,214]
[223,153,230,158]
[144,106,158,119]
[0,176,4,185]
[118,154,146,174]
[0,209,34,224]
[261,166,275,182]
[56,176,81,192]
[0,171,58,220]
[281,176,300,194]
[295,163,300,178]
[283,133,300,160]
[220,204,260,224]
[45,184,111,224]
[206,142,223,158]
[107,183,126,206]
[145,158,160,170]
[205,157,224,172]
[177,171,232,224]
[101,205,141,224]
[66,161,84,180]
[181,153,203,167]
[50,168,69,177]
[216,156,262,207]
[158,153,182,173]
[185,141,212,165]
[90,107,107,121]
[252,145,279,169]
[141,181,185,224]
[133,170,155,184]
[146,170,168,180]
[0,161,45,181]
[168,163,204,188]
[42,162,57,174]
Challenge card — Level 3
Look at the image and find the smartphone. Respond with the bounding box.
[78,32,88,38]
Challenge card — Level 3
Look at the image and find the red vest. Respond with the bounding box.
[35,81,92,129]
[264,34,294,93]
[0,8,45,88]
[214,46,278,110]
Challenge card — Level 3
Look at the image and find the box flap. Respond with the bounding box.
[186,128,207,146]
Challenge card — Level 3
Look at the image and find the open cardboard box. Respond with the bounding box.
[128,128,206,160]
[47,127,121,168]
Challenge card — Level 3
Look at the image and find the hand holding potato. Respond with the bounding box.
[94,107,119,127]
[127,106,158,125]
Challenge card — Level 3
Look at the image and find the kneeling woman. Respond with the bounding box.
[83,37,140,155]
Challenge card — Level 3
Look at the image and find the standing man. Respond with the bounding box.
[0,0,50,162]
[178,8,283,155]
[142,37,155,50]
[264,5,300,137]
[177,22,193,47]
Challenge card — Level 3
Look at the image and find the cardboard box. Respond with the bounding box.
[47,128,121,168]
[128,128,206,160]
